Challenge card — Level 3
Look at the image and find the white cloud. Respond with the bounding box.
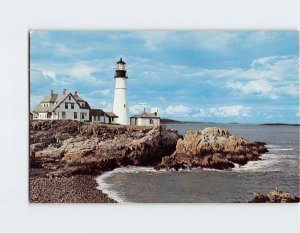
[209,105,251,117]
[226,80,279,99]
[98,89,110,96]
[186,56,298,82]
[67,64,95,78]
[92,100,112,112]
[192,109,206,118]
[192,31,239,51]
[129,103,149,114]
[41,71,56,81]
[165,105,191,115]
[141,31,170,51]
[185,55,299,100]
[277,84,299,97]
[193,105,251,118]
[31,60,111,88]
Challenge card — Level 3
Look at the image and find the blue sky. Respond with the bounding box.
[30,31,299,123]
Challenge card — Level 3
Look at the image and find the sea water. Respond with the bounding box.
[96,123,300,203]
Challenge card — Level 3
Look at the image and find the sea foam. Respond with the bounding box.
[96,144,295,201]
[96,166,168,203]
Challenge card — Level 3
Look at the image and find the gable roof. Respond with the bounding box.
[33,92,89,113]
[130,112,160,119]
[41,94,58,103]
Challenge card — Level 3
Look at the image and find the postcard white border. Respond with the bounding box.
[0,0,299,232]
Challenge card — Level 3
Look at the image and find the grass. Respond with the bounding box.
[91,122,154,130]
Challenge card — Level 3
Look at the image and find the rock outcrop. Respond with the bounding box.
[156,127,268,170]
[30,120,180,177]
[250,190,300,203]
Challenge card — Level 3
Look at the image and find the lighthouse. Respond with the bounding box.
[113,58,130,125]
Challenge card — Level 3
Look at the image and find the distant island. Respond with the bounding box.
[161,119,300,126]
[261,123,300,126]
[160,118,183,124]
[160,118,209,124]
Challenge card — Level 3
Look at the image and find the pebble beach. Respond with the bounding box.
[30,169,116,203]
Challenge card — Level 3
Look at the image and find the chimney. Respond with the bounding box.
[63,89,67,95]
[50,90,54,96]
[143,108,147,114]
[74,91,78,97]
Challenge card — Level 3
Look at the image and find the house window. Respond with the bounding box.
[69,96,71,101]
[150,119,153,124]
[93,116,96,121]
[81,113,84,119]
[98,116,100,121]
[62,112,66,119]
[65,103,68,109]
[81,102,85,108]
[74,112,77,119]
[124,104,125,108]
[71,103,74,109]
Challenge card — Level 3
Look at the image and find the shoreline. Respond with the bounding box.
[30,168,116,203]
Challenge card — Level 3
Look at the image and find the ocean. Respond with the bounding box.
[96,123,300,203]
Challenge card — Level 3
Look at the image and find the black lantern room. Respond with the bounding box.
[115,58,128,78]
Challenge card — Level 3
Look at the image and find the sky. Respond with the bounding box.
[30,31,299,123]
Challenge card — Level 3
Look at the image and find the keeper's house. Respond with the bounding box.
[32,89,117,123]
[130,108,160,126]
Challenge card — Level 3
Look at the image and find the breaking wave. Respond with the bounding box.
[96,144,297,202]
[96,166,169,202]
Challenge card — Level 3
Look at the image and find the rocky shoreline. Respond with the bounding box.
[29,120,299,203]
[250,189,300,203]
[30,120,180,203]
[156,127,269,170]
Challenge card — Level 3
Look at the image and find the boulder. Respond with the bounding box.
[250,190,300,203]
[156,127,268,170]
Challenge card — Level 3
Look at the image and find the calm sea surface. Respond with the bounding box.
[96,123,300,203]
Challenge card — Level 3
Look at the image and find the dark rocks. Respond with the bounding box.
[251,192,270,203]
[250,190,300,203]
[30,120,180,177]
[156,127,268,170]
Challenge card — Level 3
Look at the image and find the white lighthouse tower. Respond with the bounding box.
[113,58,130,125]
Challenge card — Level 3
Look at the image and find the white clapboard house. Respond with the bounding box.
[32,89,90,121]
[130,108,160,126]
[32,89,119,124]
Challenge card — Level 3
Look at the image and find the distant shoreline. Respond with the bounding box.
[160,118,299,126]
[260,123,300,126]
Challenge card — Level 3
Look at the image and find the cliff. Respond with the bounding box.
[30,120,180,177]
[30,122,269,177]
[156,127,268,170]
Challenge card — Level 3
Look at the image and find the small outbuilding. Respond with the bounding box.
[130,108,160,126]
[90,109,105,123]
[104,112,118,124]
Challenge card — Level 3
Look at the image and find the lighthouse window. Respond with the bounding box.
[124,104,125,108]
